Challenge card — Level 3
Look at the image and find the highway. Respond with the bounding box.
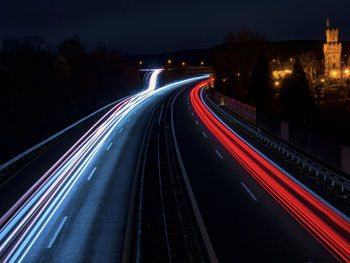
[172,80,350,262]
[1,73,350,263]
[0,70,207,262]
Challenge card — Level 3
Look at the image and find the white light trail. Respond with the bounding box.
[0,70,209,262]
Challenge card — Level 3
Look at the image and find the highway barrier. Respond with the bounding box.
[205,90,350,196]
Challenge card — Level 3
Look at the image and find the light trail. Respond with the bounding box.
[191,79,350,263]
[0,70,208,262]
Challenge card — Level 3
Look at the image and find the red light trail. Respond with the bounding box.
[191,79,350,262]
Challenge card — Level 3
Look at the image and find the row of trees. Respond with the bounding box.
[212,31,315,127]
[247,54,315,126]
[212,32,350,144]
[0,37,141,163]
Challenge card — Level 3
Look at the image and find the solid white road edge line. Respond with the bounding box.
[171,88,218,263]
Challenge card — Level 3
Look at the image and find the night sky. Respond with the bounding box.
[1,0,349,54]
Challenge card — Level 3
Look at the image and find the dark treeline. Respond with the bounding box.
[211,31,350,145]
[0,37,141,163]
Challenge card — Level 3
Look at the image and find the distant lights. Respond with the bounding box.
[181,61,186,66]
[200,61,204,66]
[139,61,143,65]
[167,59,172,64]
[274,81,280,87]
[272,69,292,80]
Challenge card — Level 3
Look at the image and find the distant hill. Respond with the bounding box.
[123,48,211,68]
[124,40,350,67]
[214,40,350,60]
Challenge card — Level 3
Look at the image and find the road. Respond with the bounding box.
[0,70,208,263]
[1,73,349,263]
[172,81,350,262]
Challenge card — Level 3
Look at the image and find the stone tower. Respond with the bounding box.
[323,19,342,78]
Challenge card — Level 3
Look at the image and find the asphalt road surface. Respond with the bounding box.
[0,72,207,263]
[1,73,348,263]
[172,87,339,263]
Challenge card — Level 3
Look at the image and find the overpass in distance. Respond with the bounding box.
[0,70,349,262]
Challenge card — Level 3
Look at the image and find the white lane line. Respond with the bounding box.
[171,89,219,263]
[48,216,67,248]
[87,167,97,181]
[188,107,191,110]
[191,112,194,116]
[119,127,124,134]
[127,118,130,122]
[202,131,207,138]
[214,149,223,159]
[241,182,258,202]
[107,143,113,151]
[195,120,199,125]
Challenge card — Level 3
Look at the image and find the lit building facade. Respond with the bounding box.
[323,19,342,79]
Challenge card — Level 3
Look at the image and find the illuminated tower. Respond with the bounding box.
[323,19,342,79]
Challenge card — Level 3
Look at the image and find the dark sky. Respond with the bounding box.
[1,0,349,54]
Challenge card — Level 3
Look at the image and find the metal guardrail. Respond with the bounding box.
[205,91,350,195]
[0,96,128,173]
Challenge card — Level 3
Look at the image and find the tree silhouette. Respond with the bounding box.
[0,36,139,164]
[279,58,315,124]
[248,53,274,110]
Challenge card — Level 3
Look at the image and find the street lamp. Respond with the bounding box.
[139,61,143,65]
[200,61,204,66]
[181,61,186,66]
[167,59,172,64]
